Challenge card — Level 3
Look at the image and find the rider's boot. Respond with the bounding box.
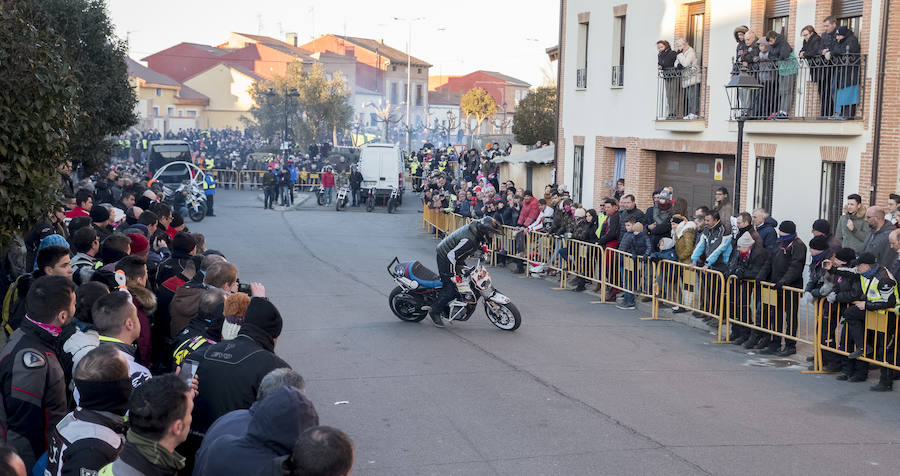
[429,310,446,328]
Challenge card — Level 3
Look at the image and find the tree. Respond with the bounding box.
[0,5,79,246]
[22,0,136,174]
[512,87,557,146]
[459,87,498,146]
[245,63,353,150]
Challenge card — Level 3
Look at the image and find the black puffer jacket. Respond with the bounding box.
[728,244,768,280]
[436,222,485,268]
[757,237,807,288]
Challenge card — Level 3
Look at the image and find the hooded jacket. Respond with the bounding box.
[517,197,540,227]
[673,219,696,263]
[130,284,157,367]
[191,387,318,476]
[733,26,750,65]
[169,281,208,337]
[189,298,290,441]
[767,33,793,61]
[755,216,778,252]
[837,208,868,252]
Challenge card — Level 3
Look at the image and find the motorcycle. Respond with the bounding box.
[386,250,521,331]
[162,181,207,222]
[335,184,350,211]
[386,185,399,214]
[365,186,376,212]
[316,184,326,206]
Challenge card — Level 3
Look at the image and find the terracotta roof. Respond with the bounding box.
[476,70,531,87]
[222,62,266,82]
[428,90,461,106]
[232,32,314,60]
[333,35,431,67]
[183,42,231,57]
[126,57,180,87]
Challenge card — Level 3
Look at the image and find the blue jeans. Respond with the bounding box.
[324,187,333,204]
[351,187,361,206]
[280,186,290,205]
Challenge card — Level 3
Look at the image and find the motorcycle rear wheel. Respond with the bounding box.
[189,204,206,222]
[317,192,325,206]
[387,197,397,214]
[389,286,427,322]
[484,299,521,331]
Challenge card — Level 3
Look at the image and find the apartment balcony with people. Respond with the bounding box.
[654,66,708,132]
[727,53,866,136]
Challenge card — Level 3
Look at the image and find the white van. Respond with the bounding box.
[358,143,404,200]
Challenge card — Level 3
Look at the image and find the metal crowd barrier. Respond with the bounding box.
[209,169,239,188]
[416,205,900,378]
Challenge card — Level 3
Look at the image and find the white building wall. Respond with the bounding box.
[560,0,878,243]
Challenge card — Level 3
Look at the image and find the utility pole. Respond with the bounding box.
[393,17,424,152]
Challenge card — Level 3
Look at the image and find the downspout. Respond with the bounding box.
[554,0,564,185]
[870,0,890,205]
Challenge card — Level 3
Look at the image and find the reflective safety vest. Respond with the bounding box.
[860,271,900,314]
[595,214,609,239]
[438,160,447,171]
[142,139,148,149]
[205,158,215,169]
[173,334,216,365]
[123,139,131,148]
[410,162,419,174]
[203,174,216,194]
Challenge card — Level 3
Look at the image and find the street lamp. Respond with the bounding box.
[392,16,425,152]
[724,70,762,215]
[265,87,300,152]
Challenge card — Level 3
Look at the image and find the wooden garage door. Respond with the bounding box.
[656,152,735,215]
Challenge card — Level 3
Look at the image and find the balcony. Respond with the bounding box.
[655,66,708,132]
[576,68,587,89]
[729,54,866,135]
[611,65,624,88]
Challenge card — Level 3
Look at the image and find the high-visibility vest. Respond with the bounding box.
[596,214,609,239]
[410,162,419,174]
[438,160,447,171]
[860,272,900,313]
[123,139,131,148]
[142,139,148,149]
[205,158,215,169]
[202,175,216,192]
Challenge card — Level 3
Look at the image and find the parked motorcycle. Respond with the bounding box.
[387,185,399,214]
[365,186,376,212]
[386,250,521,331]
[316,184,326,206]
[162,181,207,222]
[335,184,350,211]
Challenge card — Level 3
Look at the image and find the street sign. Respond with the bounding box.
[714,158,723,181]
[454,144,465,155]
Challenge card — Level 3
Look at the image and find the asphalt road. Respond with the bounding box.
[188,190,900,476]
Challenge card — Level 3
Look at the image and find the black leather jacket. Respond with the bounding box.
[436,222,485,273]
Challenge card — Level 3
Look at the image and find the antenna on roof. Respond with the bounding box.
[256,13,263,34]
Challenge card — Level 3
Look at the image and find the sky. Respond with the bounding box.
[107,0,559,88]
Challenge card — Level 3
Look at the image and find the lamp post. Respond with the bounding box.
[265,87,300,151]
[393,16,425,152]
[725,70,762,215]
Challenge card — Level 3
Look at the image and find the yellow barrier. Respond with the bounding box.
[564,239,606,290]
[817,301,899,373]
[724,279,815,349]
[653,260,726,334]
[605,247,654,299]
[522,231,569,288]
[239,170,266,190]
[209,169,239,188]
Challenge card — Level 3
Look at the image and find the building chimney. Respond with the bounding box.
[344,46,355,57]
[285,32,298,47]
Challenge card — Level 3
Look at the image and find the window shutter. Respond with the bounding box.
[766,0,790,17]
[833,0,864,18]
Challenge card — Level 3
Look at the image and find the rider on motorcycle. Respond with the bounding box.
[430,216,503,327]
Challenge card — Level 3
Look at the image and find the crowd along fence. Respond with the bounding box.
[421,206,900,377]
[200,170,350,192]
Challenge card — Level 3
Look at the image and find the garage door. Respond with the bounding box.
[656,152,735,215]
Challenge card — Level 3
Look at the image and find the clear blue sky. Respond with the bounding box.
[107,0,559,88]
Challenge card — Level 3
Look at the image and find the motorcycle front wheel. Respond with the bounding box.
[484,299,521,331]
[387,197,397,214]
[336,197,346,211]
[189,204,206,222]
[389,286,427,322]
[366,197,375,212]
[316,192,325,206]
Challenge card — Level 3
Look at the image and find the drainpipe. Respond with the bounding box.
[870,0,890,205]
[554,0,563,185]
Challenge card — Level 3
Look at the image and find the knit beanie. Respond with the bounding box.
[127,233,149,255]
[812,219,830,235]
[241,297,283,340]
[573,208,586,218]
[778,220,796,235]
[89,205,110,223]
[834,247,856,263]
[808,235,829,252]
[737,232,755,248]
[38,234,70,252]
[172,232,196,254]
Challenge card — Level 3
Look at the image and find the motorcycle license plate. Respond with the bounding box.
[455,281,472,294]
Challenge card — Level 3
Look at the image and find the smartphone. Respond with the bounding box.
[181,359,198,387]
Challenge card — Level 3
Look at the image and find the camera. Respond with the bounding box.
[238,282,252,294]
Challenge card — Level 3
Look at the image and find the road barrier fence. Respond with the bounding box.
[422,206,900,375]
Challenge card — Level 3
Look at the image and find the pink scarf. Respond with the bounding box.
[25,315,61,337]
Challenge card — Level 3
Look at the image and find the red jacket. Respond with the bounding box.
[65,207,90,219]
[321,172,335,187]
[517,197,541,227]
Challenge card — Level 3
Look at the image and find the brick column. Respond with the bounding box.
[624,143,657,210]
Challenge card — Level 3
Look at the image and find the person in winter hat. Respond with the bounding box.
[754,220,806,356]
[728,232,768,344]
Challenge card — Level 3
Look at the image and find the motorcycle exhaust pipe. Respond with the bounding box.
[395,276,419,289]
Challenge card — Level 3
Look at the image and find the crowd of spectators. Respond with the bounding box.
[0,165,355,475]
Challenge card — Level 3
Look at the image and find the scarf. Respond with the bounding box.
[861,266,879,280]
[25,315,61,337]
[811,252,829,265]
[739,249,751,259]
[778,233,796,243]
[127,429,186,471]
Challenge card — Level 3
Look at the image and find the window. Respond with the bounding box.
[686,2,705,65]
[611,15,626,87]
[187,109,197,117]
[390,82,398,104]
[573,145,585,204]
[152,106,159,117]
[403,83,409,104]
[576,21,589,88]
[834,0,863,34]
[613,148,626,183]
[166,106,175,116]
[754,157,775,213]
[765,0,789,36]
[155,88,161,97]
[417,67,422,74]
[391,65,397,72]
[177,109,183,116]
[415,84,423,106]
[819,161,846,234]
